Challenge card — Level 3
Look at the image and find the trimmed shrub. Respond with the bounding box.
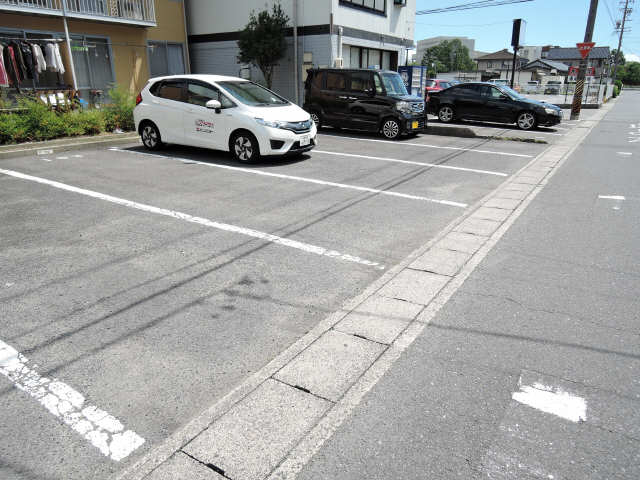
[613,85,620,97]
[103,86,135,132]
[18,99,66,141]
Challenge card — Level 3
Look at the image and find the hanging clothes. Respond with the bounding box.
[4,44,21,88]
[45,43,58,72]
[9,41,27,81]
[31,43,46,75]
[19,42,34,80]
[54,43,65,75]
[0,44,9,88]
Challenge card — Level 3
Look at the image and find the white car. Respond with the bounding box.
[134,74,317,162]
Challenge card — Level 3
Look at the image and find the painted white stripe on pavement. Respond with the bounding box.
[320,135,534,158]
[0,167,386,269]
[0,339,145,461]
[314,150,508,177]
[108,148,467,208]
[598,195,626,200]
[616,152,633,156]
[512,382,587,423]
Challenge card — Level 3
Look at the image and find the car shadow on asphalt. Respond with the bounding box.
[118,144,311,169]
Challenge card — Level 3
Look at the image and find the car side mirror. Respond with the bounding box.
[206,99,222,113]
[498,94,508,100]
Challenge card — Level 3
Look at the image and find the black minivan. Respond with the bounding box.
[303,69,427,140]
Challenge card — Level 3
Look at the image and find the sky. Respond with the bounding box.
[413,0,640,62]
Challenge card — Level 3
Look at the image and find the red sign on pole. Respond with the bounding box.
[577,42,596,59]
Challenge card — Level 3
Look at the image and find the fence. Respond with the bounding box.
[519,82,614,105]
[0,0,156,23]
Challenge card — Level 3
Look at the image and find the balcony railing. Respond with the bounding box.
[0,0,156,26]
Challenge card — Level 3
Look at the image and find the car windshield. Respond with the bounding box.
[381,73,408,96]
[217,81,289,106]
[499,85,524,99]
[440,82,451,89]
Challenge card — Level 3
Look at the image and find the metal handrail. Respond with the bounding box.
[0,0,156,23]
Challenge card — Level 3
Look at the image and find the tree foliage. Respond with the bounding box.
[611,49,625,66]
[237,3,289,89]
[620,62,640,85]
[421,39,476,72]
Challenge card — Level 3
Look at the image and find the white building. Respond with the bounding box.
[185,0,415,104]
[416,36,475,64]
[519,45,544,62]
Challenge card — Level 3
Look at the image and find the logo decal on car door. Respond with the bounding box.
[195,119,214,133]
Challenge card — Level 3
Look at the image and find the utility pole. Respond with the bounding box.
[571,0,599,120]
[612,0,633,84]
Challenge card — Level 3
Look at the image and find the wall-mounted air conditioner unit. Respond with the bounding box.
[394,0,407,6]
[334,58,344,68]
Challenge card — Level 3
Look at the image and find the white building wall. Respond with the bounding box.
[331,0,415,40]
[187,0,332,35]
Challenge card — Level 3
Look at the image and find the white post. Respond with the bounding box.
[293,0,299,104]
[61,0,78,91]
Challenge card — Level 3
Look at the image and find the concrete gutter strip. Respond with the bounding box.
[113,101,613,480]
[0,133,140,160]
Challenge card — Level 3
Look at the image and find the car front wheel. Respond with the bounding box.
[381,118,401,140]
[438,105,455,123]
[517,111,537,130]
[310,111,322,129]
[231,131,260,163]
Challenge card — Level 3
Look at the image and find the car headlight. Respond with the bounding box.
[255,118,286,129]
[396,101,412,114]
[544,108,558,115]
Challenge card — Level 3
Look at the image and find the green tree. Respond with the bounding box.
[611,49,625,66]
[237,3,289,89]
[421,39,475,72]
[622,62,640,85]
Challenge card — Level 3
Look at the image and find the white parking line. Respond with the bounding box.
[512,381,587,423]
[314,150,508,177]
[319,135,534,158]
[0,338,145,461]
[0,167,386,269]
[616,152,633,156]
[598,195,625,200]
[108,148,467,208]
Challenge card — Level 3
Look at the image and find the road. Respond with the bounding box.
[0,98,625,479]
[297,93,640,479]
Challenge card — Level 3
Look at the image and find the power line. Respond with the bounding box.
[416,0,534,15]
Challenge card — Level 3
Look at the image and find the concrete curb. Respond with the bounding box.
[0,134,140,160]
[113,104,613,480]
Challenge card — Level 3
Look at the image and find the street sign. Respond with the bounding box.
[577,42,596,59]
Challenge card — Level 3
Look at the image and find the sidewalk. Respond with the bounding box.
[293,97,640,479]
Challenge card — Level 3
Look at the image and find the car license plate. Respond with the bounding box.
[411,121,419,129]
[300,135,310,146]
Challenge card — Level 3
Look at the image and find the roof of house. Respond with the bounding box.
[546,46,611,60]
[476,49,519,61]
[522,59,569,72]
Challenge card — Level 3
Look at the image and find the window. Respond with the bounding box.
[326,72,347,90]
[148,41,185,77]
[340,0,386,14]
[373,73,383,94]
[311,71,324,89]
[479,85,504,99]
[156,80,185,102]
[349,72,373,93]
[454,84,479,95]
[186,81,234,108]
[217,81,289,106]
[487,61,493,68]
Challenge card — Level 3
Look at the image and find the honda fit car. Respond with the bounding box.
[428,82,562,130]
[134,74,317,162]
[303,69,427,140]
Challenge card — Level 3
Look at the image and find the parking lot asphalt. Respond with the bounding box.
[0,122,581,479]
[426,107,602,144]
